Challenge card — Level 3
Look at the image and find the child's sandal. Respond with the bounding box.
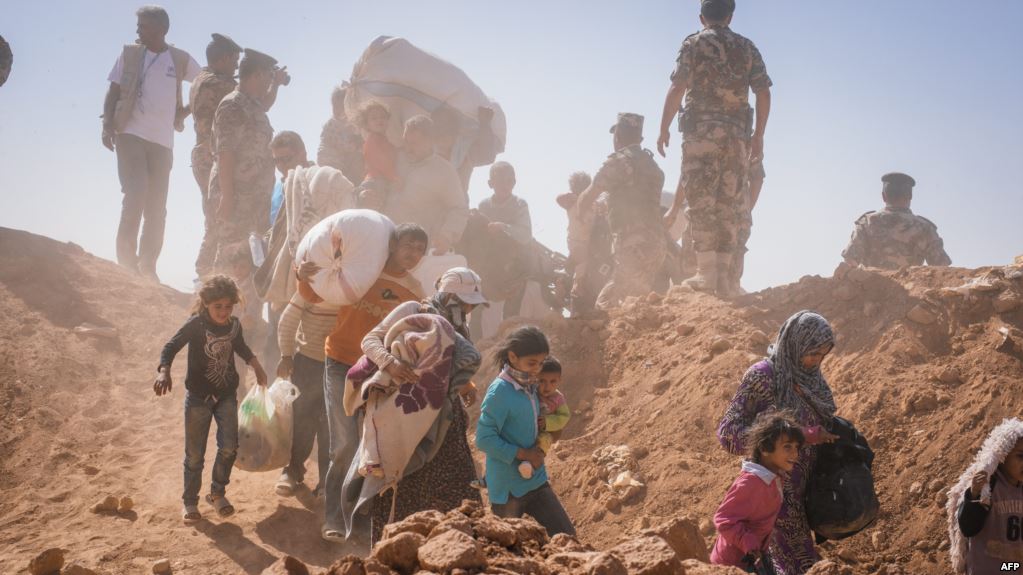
[182,504,202,524]
[205,493,235,518]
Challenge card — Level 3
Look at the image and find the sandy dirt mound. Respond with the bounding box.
[477,260,1022,575]
[0,228,368,574]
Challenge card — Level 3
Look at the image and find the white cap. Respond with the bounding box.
[435,267,489,307]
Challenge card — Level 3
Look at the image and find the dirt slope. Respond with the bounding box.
[0,228,368,575]
[481,260,1022,574]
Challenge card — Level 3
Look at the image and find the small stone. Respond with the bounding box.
[927,478,944,493]
[119,496,134,512]
[698,518,715,537]
[152,559,172,574]
[638,516,651,530]
[914,540,931,551]
[645,410,662,427]
[63,563,100,575]
[935,491,948,507]
[604,494,622,513]
[91,495,119,513]
[473,514,517,547]
[650,379,671,395]
[633,445,650,459]
[709,337,732,355]
[676,324,694,337]
[29,548,64,575]
[909,481,924,495]
[906,305,937,325]
[261,556,311,575]
[937,367,961,384]
[748,330,770,348]
[871,531,883,551]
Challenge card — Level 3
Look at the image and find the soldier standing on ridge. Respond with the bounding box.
[208,49,280,326]
[658,0,772,297]
[578,113,666,310]
[189,34,243,280]
[841,172,952,269]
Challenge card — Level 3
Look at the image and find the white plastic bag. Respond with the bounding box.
[235,378,300,472]
[295,209,395,305]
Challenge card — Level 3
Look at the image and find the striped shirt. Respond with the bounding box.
[277,292,340,362]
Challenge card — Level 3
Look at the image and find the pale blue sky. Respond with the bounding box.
[1,1,1021,293]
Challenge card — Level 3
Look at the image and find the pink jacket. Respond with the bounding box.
[710,461,784,568]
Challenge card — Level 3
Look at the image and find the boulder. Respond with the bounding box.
[28,548,64,575]
[642,516,709,562]
[608,536,684,575]
[373,532,425,573]
[63,563,100,575]
[417,530,486,572]
[152,559,172,574]
[428,513,473,540]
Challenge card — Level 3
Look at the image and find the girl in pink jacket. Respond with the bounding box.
[712,411,805,573]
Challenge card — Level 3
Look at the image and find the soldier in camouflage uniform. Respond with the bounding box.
[190,34,242,278]
[579,113,666,310]
[209,49,278,295]
[317,86,364,184]
[658,0,772,296]
[842,172,951,269]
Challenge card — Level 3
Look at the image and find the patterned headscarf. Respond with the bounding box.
[426,293,471,341]
[767,310,837,420]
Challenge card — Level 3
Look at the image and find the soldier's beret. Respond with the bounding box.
[210,33,242,54]
[610,112,644,134]
[241,48,277,70]
[881,172,915,194]
[701,0,736,16]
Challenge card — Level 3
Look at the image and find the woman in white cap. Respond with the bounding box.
[344,267,489,543]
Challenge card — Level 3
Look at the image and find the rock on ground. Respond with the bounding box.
[417,529,487,572]
[28,548,64,575]
[608,536,684,575]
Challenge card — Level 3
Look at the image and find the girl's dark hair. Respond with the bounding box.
[493,325,549,369]
[191,274,241,315]
[540,356,562,374]
[747,410,805,464]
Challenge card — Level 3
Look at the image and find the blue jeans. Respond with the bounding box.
[491,482,576,537]
[183,392,238,505]
[286,353,329,487]
[322,358,359,531]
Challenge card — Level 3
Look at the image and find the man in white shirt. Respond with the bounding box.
[101,5,200,281]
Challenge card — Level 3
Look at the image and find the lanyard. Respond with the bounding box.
[136,50,165,102]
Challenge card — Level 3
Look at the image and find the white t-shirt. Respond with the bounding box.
[108,48,200,149]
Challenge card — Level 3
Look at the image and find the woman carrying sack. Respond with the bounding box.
[717,311,839,575]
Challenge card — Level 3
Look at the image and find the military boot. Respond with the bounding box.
[715,252,736,297]
[682,251,718,292]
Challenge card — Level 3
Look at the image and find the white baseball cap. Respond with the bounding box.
[435,267,489,307]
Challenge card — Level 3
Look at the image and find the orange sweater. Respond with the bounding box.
[299,271,423,365]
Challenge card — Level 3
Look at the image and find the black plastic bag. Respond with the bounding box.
[805,416,880,540]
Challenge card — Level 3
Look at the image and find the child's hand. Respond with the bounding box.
[970,471,989,498]
[384,359,418,385]
[457,382,477,407]
[538,417,547,432]
[153,369,172,397]
[296,260,321,283]
[276,356,294,379]
[251,358,268,387]
[516,447,545,469]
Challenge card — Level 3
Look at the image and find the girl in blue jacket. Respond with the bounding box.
[476,326,576,537]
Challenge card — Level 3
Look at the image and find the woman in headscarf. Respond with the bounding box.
[342,267,488,543]
[717,310,840,575]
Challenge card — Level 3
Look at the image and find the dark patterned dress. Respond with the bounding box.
[370,402,481,543]
[717,361,830,575]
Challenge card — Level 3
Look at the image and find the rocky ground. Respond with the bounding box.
[2,225,1021,574]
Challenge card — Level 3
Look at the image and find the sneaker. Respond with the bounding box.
[275,469,300,495]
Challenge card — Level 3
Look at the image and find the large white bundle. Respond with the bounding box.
[345,36,506,154]
[295,209,395,305]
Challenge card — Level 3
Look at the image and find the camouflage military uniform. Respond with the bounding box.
[673,25,771,255]
[209,89,274,278]
[317,116,364,185]
[593,144,667,310]
[189,68,237,276]
[730,158,764,286]
[841,207,951,269]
